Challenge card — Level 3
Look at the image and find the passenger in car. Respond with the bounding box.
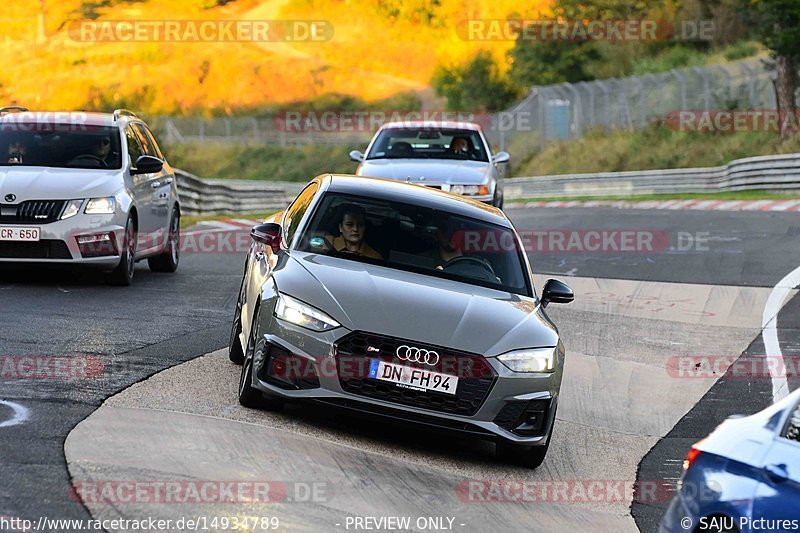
[326,204,383,260]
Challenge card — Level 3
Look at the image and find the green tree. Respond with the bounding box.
[743,0,800,136]
[431,51,521,112]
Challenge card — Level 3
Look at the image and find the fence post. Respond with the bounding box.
[739,61,757,107]
[692,67,711,111]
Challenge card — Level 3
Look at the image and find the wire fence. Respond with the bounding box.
[491,56,776,151]
[151,57,777,152]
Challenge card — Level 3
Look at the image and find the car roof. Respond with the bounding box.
[379,121,483,132]
[321,174,508,226]
[0,110,142,128]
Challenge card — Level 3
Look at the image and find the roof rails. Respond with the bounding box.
[113,109,139,121]
[0,106,29,115]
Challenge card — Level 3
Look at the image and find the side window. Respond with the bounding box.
[142,125,165,160]
[784,403,800,442]
[132,124,157,158]
[125,126,143,166]
[283,183,319,246]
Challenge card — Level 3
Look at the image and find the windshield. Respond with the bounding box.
[296,192,530,295]
[0,124,122,169]
[366,127,489,162]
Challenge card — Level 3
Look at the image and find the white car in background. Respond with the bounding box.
[0,107,180,285]
[350,121,509,208]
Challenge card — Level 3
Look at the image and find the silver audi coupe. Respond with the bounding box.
[230,174,573,468]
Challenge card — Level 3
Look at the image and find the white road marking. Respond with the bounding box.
[762,266,800,402]
[0,400,30,428]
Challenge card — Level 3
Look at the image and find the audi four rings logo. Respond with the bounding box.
[396,345,439,366]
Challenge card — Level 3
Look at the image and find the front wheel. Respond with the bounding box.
[108,216,136,286]
[238,306,284,411]
[148,207,180,273]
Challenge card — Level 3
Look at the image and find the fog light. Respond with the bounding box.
[259,343,319,390]
[512,400,548,436]
[76,232,117,257]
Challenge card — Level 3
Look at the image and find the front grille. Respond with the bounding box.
[0,240,71,259]
[335,331,496,417]
[0,200,67,224]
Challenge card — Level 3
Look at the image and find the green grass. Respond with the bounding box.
[509,191,800,203]
[512,124,800,177]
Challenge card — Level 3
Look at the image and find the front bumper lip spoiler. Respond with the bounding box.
[311,397,502,439]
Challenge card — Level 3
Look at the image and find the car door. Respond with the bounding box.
[751,400,800,528]
[241,181,320,344]
[132,123,171,248]
[125,125,157,253]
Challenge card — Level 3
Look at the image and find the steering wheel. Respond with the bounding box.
[68,154,108,168]
[442,255,498,281]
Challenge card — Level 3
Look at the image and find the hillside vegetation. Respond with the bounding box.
[2,0,549,114]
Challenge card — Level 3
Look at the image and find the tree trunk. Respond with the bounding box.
[775,55,798,138]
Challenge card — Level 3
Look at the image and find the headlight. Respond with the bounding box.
[60,199,84,220]
[85,197,116,215]
[274,293,340,332]
[497,347,556,373]
[451,185,490,196]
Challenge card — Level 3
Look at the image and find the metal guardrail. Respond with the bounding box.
[174,169,304,215]
[175,152,800,214]
[503,153,800,199]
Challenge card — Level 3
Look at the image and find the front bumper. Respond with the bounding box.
[249,310,561,445]
[0,211,127,267]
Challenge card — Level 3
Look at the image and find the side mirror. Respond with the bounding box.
[132,155,163,174]
[251,223,282,254]
[541,279,574,308]
[349,150,364,163]
[492,152,510,164]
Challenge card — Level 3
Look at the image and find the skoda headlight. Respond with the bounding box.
[60,199,84,220]
[497,347,556,373]
[274,293,340,332]
[85,197,116,215]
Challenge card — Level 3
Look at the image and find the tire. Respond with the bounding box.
[238,306,284,411]
[148,207,180,273]
[494,192,504,210]
[108,216,136,286]
[496,437,550,469]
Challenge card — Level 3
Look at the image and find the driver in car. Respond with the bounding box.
[449,136,470,157]
[325,204,383,260]
[92,135,112,165]
[425,217,463,269]
[7,139,27,164]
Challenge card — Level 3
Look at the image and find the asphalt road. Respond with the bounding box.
[1,206,798,531]
[509,207,800,287]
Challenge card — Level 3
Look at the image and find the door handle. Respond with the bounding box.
[151,181,161,189]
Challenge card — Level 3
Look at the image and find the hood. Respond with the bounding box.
[0,167,124,202]
[273,251,558,356]
[357,158,491,185]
